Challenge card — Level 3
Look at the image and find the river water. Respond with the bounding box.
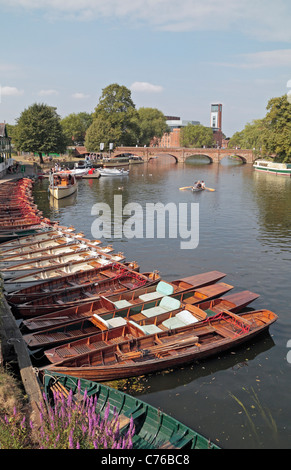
[33,156,291,449]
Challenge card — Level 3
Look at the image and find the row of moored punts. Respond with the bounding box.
[0,178,278,449]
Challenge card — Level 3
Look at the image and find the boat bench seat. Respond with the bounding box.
[138,281,174,302]
[162,309,199,330]
[141,296,181,318]
[128,320,163,335]
[113,299,132,309]
[92,314,127,329]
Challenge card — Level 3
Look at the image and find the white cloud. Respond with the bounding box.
[72,92,90,99]
[131,82,163,93]
[38,89,58,96]
[2,0,291,41]
[1,86,24,96]
[213,49,291,69]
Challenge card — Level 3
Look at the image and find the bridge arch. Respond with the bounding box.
[184,154,213,164]
[219,153,247,164]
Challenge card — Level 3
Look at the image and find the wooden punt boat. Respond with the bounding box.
[22,271,228,331]
[43,371,220,449]
[0,223,54,243]
[12,271,161,317]
[1,252,137,280]
[43,309,278,381]
[24,289,258,350]
[0,226,77,252]
[0,234,104,261]
[0,240,115,268]
[3,253,128,293]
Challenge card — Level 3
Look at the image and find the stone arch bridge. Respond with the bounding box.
[112,147,256,164]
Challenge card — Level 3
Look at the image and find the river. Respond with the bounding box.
[33,155,291,449]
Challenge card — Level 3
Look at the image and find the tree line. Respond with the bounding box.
[229,95,291,162]
[6,83,291,163]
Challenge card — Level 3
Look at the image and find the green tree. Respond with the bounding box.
[61,112,93,145]
[14,103,67,163]
[263,95,291,161]
[85,116,118,152]
[134,107,169,146]
[229,119,266,154]
[87,83,139,150]
[180,124,214,148]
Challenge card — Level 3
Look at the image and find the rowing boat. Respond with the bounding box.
[43,309,278,381]
[23,289,257,350]
[0,240,116,269]
[21,271,227,328]
[42,371,220,449]
[3,250,128,292]
[12,269,225,307]
[0,235,104,261]
[11,271,161,317]
[0,226,77,253]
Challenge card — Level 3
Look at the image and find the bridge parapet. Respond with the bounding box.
[113,147,256,164]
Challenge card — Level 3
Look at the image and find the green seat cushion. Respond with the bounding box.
[156,281,174,296]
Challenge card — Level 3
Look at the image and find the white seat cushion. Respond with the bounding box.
[113,300,132,309]
[107,316,127,328]
[141,305,167,318]
[176,310,199,325]
[138,291,163,302]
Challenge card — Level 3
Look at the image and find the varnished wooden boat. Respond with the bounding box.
[43,309,278,381]
[0,237,108,266]
[43,371,220,449]
[3,252,127,292]
[0,226,76,253]
[0,226,52,243]
[23,289,258,350]
[21,271,226,328]
[9,269,224,307]
[12,271,160,317]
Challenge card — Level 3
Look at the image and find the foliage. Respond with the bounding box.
[86,84,139,151]
[61,112,93,145]
[0,377,135,449]
[13,103,67,163]
[228,119,267,155]
[180,123,214,148]
[229,94,291,162]
[263,95,291,161]
[134,107,169,146]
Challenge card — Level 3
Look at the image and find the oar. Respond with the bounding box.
[179,186,193,190]
[205,187,216,192]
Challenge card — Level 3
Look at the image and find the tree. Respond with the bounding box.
[228,119,266,154]
[134,107,169,146]
[85,116,119,152]
[61,112,93,145]
[263,95,291,161]
[14,103,67,163]
[180,124,214,148]
[89,83,139,149]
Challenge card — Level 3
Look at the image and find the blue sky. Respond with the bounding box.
[1,0,291,137]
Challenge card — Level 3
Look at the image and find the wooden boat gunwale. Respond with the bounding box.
[42,371,220,449]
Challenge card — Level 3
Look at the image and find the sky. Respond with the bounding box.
[1,0,291,137]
